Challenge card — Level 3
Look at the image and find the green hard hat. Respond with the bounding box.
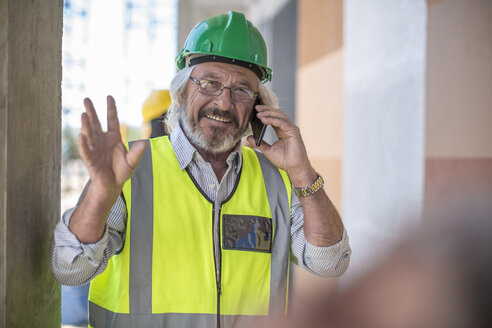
[176,11,272,83]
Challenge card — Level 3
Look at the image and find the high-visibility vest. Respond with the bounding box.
[88,136,292,328]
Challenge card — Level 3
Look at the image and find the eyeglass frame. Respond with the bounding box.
[189,77,258,103]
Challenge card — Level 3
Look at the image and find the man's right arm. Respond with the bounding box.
[50,183,128,286]
[67,96,145,244]
[50,96,145,285]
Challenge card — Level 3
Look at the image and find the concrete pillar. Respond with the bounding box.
[342,0,427,280]
[270,0,297,123]
[297,0,344,222]
[254,0,297,143]
[0,0,63,326]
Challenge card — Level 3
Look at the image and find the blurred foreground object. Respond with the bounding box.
[142,89,171,138]
[264,191,492,328]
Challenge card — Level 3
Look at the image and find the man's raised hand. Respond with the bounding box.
[78,96,147,197]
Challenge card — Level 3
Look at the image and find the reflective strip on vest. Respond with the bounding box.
[128,140,153,314]
[89,301,216,327]
[89,138,291,328]
[255,151,290,316]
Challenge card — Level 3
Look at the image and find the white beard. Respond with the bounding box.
[179,105,247,154]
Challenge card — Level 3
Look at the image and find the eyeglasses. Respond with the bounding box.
[190,77,258,103]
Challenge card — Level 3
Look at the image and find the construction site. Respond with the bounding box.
[1,0,491,327]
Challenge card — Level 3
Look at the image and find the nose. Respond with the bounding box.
[215,87,233,111]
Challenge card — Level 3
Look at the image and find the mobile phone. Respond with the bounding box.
[250,97,267,147]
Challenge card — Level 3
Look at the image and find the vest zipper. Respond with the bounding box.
[213,204,223,328]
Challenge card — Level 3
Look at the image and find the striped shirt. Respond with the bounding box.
[50,124,351,286]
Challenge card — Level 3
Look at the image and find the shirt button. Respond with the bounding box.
[209,183,216,189]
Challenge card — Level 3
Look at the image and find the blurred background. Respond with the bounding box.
[57,0,492,326]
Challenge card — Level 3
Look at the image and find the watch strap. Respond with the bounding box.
[293,174,324,197]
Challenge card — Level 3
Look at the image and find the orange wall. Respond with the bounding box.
[298,0,343,67]
[293,0,344,304]
[297,0,344,211]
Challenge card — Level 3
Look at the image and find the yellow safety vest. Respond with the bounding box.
[88,136,292,328]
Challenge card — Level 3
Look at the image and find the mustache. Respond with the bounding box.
[198,107,238,126]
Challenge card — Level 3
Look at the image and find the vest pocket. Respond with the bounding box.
[222,215,272,253]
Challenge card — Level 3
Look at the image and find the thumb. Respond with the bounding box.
[126,140,147,169]
[245,136,256,148]
[246,135,271,154]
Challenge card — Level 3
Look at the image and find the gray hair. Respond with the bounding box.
[164,66,279,134]
[165,66,195,133]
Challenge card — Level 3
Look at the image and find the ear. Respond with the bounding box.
[175,97,182,107]
[175,90,186,108]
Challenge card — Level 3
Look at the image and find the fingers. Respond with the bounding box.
[255,105,292,126]
[77,133,94,166]
[245,135,256,148]
[258,115,291,131]
[80,112,98,151]
[257,111,295,135]
[83,98,104,136]
[81,98,104,151]
[106,95,121,133]
[246,135,272,152]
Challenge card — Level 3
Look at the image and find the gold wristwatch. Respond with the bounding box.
[293,173,324,197]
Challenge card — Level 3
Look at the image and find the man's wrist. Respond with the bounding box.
[288,166,317,188]
[87,183,121,205]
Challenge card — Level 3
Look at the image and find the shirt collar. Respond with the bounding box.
[170,123,243,174]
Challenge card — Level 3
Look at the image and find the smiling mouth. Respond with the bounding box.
[206,114,232,123]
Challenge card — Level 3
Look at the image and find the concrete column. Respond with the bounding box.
[270,0,297,122]
[342,0,427,280]
[256,0,297,143]
[0,0,63,326]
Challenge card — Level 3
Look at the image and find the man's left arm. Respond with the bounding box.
[290,191,351,277]
[246,103,351,275]
[290,168,344,245]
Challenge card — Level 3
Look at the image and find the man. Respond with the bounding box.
[51,11,351,328]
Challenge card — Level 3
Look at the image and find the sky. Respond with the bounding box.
[62,0,178,129]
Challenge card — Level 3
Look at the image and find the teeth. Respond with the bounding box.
[206,115,231,123]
